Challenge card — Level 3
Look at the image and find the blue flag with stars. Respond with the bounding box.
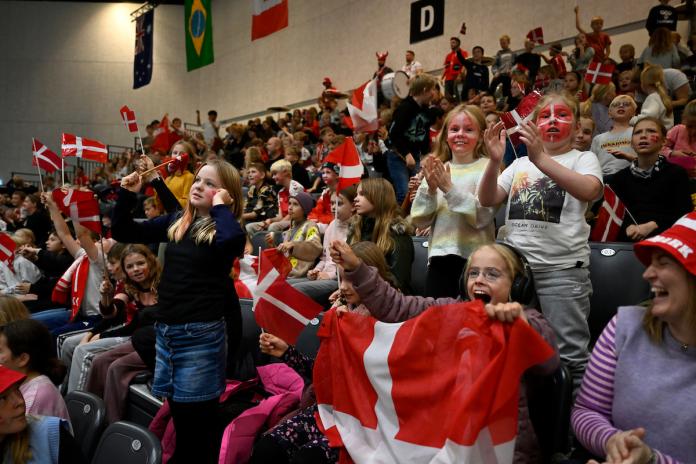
[133,9,154,89]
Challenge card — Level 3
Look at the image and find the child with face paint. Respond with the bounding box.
[411,105,496,298]
[607,117,693,242]
[479,92,604,389]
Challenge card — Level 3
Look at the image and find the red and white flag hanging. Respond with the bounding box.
[500,90,543,146]
[119,105,139,133]
[314,301,555,463]
[346,80,379,132]
[590,185,626,242]
[324,138,364,191]
[526,27,544,45]
[61,134,108,163]
[233,254,259,299]
[0,234,16,270]
[32,138,62,173]
[51,188,102,235]
[251,0,289,41]
[585,60,615,85]
[253,249,323,344]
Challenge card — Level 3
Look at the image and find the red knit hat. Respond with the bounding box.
[634,212,696,276]
[0,365,26,395]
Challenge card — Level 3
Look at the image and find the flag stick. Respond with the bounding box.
[61,158,65,187]
[136,128,147,156]
[140,159,172,177]
[505,132,519,160]
[34,159,44,194]
[257,245,266,334]
[99,236,109,277]
[624,204,639,225]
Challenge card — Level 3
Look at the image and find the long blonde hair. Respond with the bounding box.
[432,104,488,162]
[167,159,244,244]
[3,427,31,464]
[641,65,673,116]
[349,178,407,254]
[580,83,615,117]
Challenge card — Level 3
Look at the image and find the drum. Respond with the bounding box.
[380,71,410,100]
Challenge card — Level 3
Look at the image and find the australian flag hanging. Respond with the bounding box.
[133,9,154,89]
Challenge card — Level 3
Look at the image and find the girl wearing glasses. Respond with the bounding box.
[330,240,559,463]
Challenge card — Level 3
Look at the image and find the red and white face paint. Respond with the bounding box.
[631,120,663,156]
[446,112,481,157]
[536,102,574,143]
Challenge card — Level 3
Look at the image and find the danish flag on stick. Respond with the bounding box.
[526,27,544,45]
[585,60,615,85]
[32,138,62,173]
[346,79,379,132]
[324,138,364,191]
[119,105,139,133]
[253,249,323,344]
[51,188,102,235]
[500,91,543,146]
[61,134,108,163]
[590,185,627,242]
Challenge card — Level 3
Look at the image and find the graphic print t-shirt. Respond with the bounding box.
[497,149,603,271]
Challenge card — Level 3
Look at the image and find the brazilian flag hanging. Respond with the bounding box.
[185,0,214,71]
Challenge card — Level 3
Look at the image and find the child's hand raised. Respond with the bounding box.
[519,121,546,165]
[213,188,232,206]
[483,122,506,164]
[329,241,361,271]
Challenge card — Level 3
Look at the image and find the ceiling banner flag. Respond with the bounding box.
[251,0,289,41]
[133,9,154,89]
[185,0,214,71]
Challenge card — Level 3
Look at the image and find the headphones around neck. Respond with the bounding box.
[458,243,535,306]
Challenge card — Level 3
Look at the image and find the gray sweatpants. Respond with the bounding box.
[532,266,592,391]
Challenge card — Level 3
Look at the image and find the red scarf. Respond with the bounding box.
[51,255,90,321]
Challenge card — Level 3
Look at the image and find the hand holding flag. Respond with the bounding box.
[51,188,102,235]
[500,90,543,146]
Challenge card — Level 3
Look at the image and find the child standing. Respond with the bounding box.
[575,5,611,62]
[591,95,638,178]
[480,92,603,388]
[114,159,245,463]
[411,105,495,298]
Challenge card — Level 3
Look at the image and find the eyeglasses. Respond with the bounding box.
[610,101,632,109]
[466,268,504,282]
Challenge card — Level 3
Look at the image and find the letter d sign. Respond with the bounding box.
[410,0,444,44]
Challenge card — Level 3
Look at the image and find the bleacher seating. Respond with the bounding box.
[587,242,650,346]
[91,421,162,464]
[65,391,107,461]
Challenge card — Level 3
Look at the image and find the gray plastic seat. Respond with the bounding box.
[65,391,107,461]
[91,420,161,464]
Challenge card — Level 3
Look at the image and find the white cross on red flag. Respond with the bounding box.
[233,254,259,299]
[32,138,62,173]
[585,60,615,85]
[314,301,555,463]
[51,188,102,235]
[500,90,543,146]
[324,137,364,191]
[526,27,544,45]
[346,80,379,132]
[590,185,626,242]
[253,249,323,344]
[61,134,108,163]
[119,105,139,133]
[0,233,16,270]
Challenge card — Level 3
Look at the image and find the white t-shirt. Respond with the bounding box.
[590,128,635,177]
[496,149,603,271]
[76,248,105,317]
[201,120,219,145]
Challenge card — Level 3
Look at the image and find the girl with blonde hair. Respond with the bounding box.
[631,64,674,129]
[411,104,495,297]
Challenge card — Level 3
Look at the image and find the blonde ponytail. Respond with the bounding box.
[654,81,673,116]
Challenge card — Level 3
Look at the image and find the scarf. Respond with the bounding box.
[630,154,666,179]
[51,255,90,322]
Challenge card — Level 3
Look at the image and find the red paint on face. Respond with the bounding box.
[649,135,661,143]
[536,103,574,143]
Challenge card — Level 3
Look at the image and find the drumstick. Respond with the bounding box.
[139,160,171,177]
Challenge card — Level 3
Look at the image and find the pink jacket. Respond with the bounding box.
[149,364,304,464]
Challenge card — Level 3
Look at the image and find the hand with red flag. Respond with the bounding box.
[51,188,102,235]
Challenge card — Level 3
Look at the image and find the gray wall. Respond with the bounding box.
[0,0,667,181]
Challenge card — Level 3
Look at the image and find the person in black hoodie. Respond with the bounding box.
[609,117,693,242]
[113,159,245,464]
[387,74,437,204]
[646,0,678,36]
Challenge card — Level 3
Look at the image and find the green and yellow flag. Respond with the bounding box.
[185,0,214,71]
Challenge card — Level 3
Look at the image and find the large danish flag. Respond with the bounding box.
[253,249,323,344]
[347,79,379,132]
[61,134,108,163]
[52,188,102,235]
[314,301,555,463]
[590,185,626,242]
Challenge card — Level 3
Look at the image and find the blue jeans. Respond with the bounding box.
[386,150,417,204]
[153,319,227,402]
